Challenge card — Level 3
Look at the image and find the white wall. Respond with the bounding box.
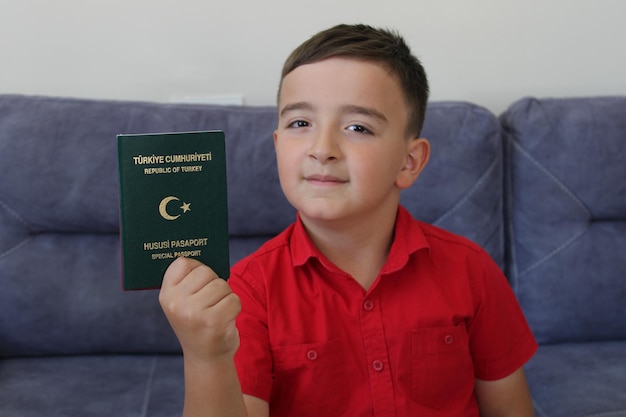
[1,0,625,114]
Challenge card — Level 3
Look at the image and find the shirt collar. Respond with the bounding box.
[290,205,429,272]
[383,205,430,274]
[290,212,320,267]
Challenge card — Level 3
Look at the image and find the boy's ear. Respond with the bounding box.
[395,138,430,189]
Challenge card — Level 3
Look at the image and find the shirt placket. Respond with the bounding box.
[360,291,397,417]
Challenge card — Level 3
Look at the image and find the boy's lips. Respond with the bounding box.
[304,174,347,184]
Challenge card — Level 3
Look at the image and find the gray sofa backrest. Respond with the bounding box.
[502,96,626,344]
[411,102,503,266]
[0,94,502,357]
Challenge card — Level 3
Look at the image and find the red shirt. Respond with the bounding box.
[230,206,537,417]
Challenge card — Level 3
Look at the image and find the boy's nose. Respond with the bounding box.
[308,129,340,162]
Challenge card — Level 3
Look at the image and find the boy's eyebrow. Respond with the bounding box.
[279,102,314,117]
[339,104,388,124]
[279,102,388,124]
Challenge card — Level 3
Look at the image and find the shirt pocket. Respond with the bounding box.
[271,339,348,416]
[411,325,475,410]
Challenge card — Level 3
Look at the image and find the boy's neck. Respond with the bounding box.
[300,209,398,291]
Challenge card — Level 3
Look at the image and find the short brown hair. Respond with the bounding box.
[279,24,429,137]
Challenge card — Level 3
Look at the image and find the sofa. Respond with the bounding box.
[0,93,624,417]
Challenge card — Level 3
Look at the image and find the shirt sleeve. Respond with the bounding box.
[468,251,538,380]
[229,262,274,402]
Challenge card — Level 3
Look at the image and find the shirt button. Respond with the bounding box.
[363,300,374,311]
[444,334,455,345]
[306,350,318,361]
[372,360,384,372]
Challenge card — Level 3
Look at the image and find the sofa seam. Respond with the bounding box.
[532,398,549,417]
[511,140,592,278]
[512,141,591,217]
[502,133,520,290]
[0,198,36,260]
[0,236,34,261]
[0,198,33,230]
[433,102,500,228]
[432,149,500,227]
[518,224,589,278]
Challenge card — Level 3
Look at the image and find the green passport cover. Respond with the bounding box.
[117,131,229,290]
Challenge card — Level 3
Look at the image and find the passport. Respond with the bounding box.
[117,131,229,290]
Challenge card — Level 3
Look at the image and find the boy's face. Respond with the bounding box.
[274,57,429,226]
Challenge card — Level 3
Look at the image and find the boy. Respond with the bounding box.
[159,24,538,417]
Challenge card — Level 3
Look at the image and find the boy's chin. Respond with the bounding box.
[297,204,348,224]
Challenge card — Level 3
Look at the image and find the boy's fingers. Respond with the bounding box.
[162,257,211,289]
[177,262,221,295]
[194,278,237,310]
[215,292,242,321]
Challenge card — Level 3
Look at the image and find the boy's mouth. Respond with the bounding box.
[304,174,347,184]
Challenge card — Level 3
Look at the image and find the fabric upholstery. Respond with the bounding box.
[404,101,504,268]
[1,93,624,417]
[527,342,626,417]
[0,355,184,417]
[502,96,626,344]
[502,96,626,417]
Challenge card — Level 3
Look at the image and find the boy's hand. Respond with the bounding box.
[159,257,241,362]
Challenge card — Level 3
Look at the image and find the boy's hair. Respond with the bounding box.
[279,23,429,137]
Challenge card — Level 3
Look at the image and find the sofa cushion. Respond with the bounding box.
[408,101,504,268]
[0,355,184,417]
[0,95,287,356]
[526,341,626,417]
[501,96,626,343]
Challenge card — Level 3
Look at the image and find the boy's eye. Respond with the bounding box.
[287,120,310,128]
[347,124,372,134]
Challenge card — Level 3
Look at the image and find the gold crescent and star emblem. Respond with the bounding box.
[158,196,191,221]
